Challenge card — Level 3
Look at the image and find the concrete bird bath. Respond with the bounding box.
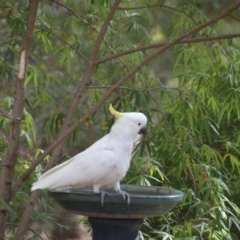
[49,185,184,240]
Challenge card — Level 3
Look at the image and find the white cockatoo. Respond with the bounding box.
[31,104,147,205]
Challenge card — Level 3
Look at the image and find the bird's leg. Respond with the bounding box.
[114,182,131,204]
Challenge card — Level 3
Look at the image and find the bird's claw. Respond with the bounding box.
[117,190,130,204]
[100,191,108,206]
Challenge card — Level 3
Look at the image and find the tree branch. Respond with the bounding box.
[95,33,240,65]
[0,1,40,240]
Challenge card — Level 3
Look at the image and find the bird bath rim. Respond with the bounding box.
[48,185,184,218]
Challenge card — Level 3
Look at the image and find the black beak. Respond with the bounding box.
[138,126,147,135]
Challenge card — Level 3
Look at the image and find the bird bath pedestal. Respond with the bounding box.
[49,185,184,240]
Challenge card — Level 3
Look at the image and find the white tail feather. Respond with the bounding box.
[31,158,75,191]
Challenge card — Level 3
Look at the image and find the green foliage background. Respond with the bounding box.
[1,0,240,239]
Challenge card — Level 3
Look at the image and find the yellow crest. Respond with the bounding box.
[109,104,124,118]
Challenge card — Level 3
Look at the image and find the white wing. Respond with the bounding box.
[31,134,119,191]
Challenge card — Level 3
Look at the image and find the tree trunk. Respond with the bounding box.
[0,1,39,239]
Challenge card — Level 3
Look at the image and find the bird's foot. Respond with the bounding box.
[117,190,130,204]
[98,190,130,206]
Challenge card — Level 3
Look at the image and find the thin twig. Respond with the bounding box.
[52,0,97,30]
[95,33,240,65]
[118,4,199,26]
[87,85,180,92]
[0,108,11,120]
[35,26,88,61]
[229,14,240,22]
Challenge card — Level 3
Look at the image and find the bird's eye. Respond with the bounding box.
[138,123,141,126]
